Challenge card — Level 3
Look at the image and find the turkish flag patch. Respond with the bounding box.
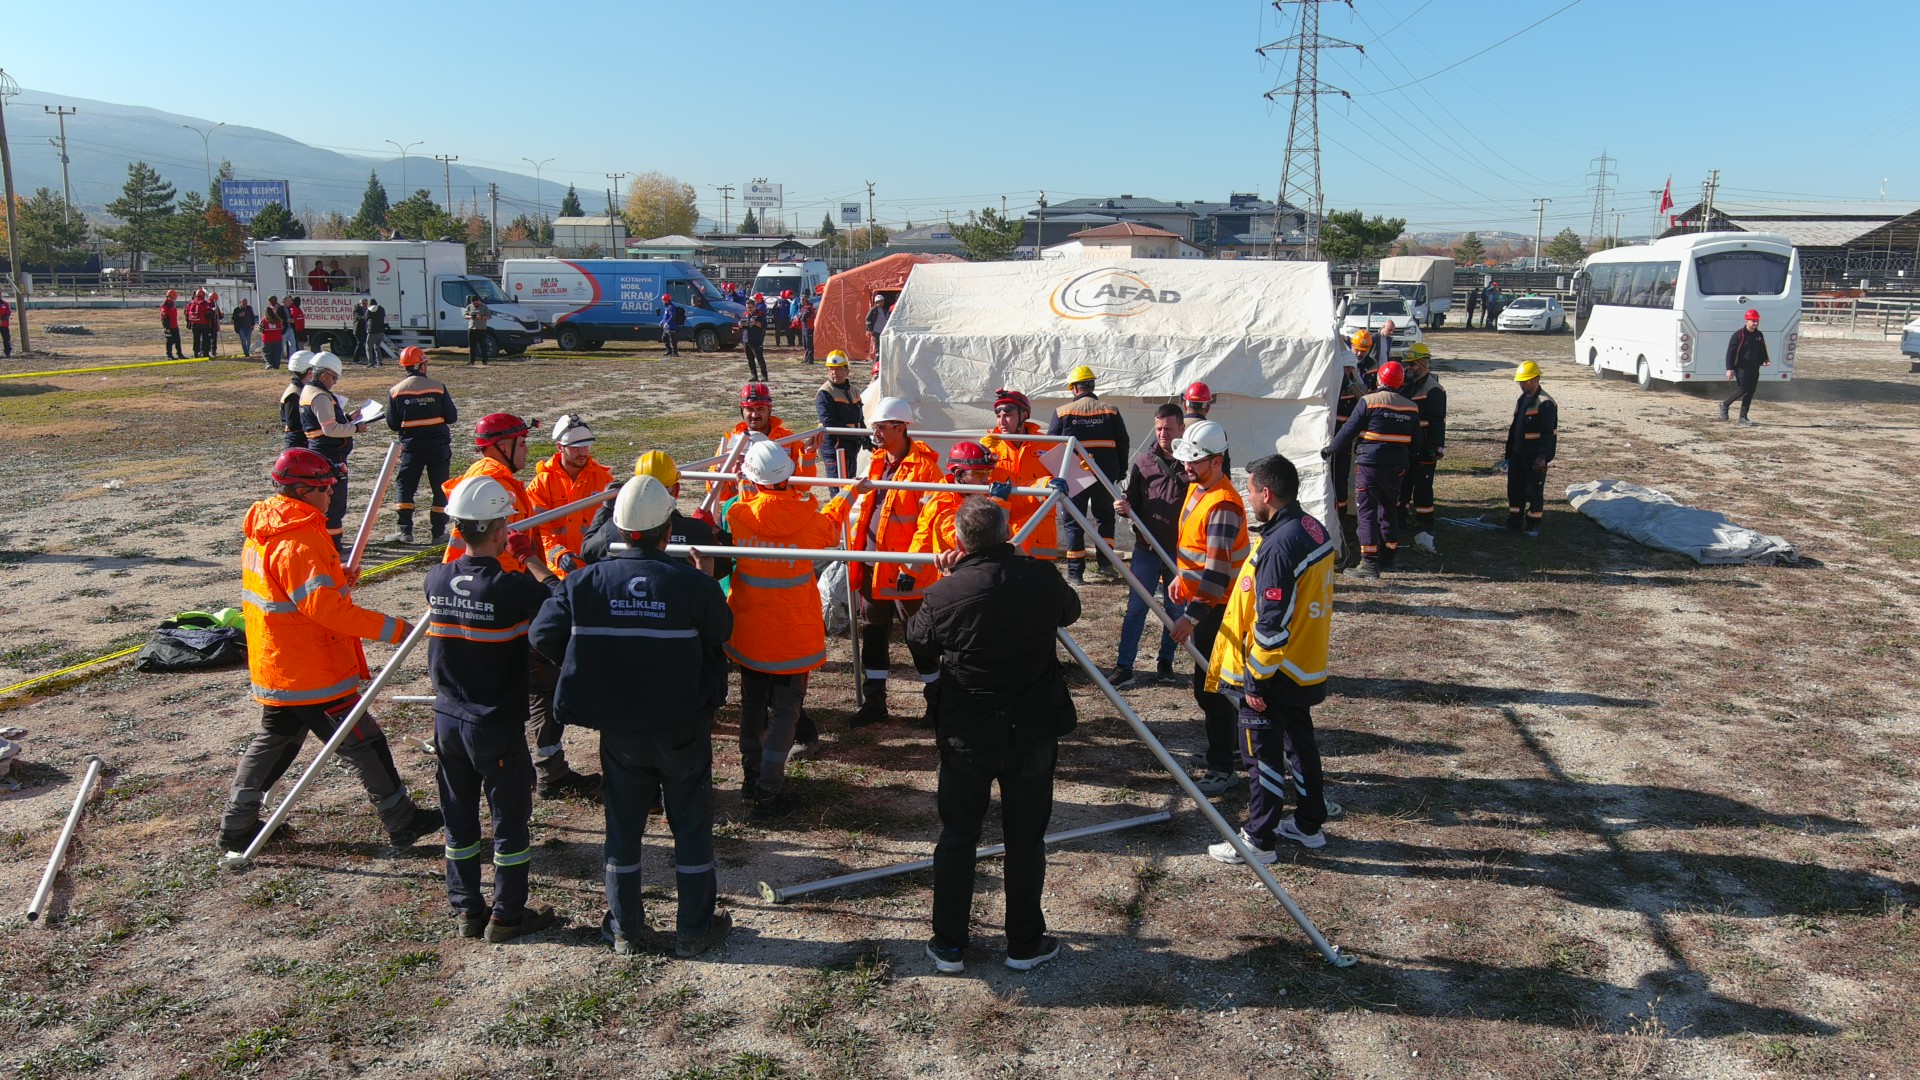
[1302,516,1328,543]
[1264,588,1286,601]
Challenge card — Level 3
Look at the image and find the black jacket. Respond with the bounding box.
[424,556,556,726]
[815,381,866,446]
[581,504,732,580]
[907,543,1081,751]
[1725,327,1769,371]
[1123,444,1186,555]
[529,547,732,733]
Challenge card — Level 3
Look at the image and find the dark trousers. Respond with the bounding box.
[435,711,533,922]
[1353,461,1404,563]
[600,722,719,942]
[1465,299,1479,328]
[283,428,308,451]
[318,449,351,545]
[526,651,572,779]
[165,325,183,358]
[801,328,815,361]
[857,585,938,685]
[662,326,680,356]
[467,327,492,364]
[931,733,1057,955]
[1400,458,1438,528]
[1189,603,1238,772]
[1240,705,1325,843]
[1723,366,1760,418]
[1507,455,1547,527]
[221,696,416,838]
[1332,448,1353,513]
[395,441,451,538]
[773,319,791,346]
[823,439,861,480]
[206,325,221,357]
[738,668,807,797]
[1062,484,1116,571]
[189,323,206,356]
[263,339,283,370]
[744,330,768,379]
[0,325,11,356]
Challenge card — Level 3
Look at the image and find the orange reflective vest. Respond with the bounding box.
[723,488,848,674]
[711,417,818,504]
[1167,475,1249,609]
[240,495,409,707]
[441,456,536,572]
[527,452,614,576]
[826,439,943,599]
[980,421,1058,560]
[905,473,1016,590]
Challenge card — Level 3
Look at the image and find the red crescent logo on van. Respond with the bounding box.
[377,258,391,274]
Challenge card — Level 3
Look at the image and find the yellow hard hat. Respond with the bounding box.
[824,350,849,368]
[1408,343,1431,361]
[632,450,680,486]
[1514,360,1543,382]
[1067,364,1096,385]
[1350,329,1373,350]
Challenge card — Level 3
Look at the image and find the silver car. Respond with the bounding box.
[1497,295,1567,333]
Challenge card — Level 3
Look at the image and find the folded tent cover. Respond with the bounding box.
[875,259,1345,532]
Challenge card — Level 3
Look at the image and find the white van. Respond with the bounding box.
[751,258,830,302]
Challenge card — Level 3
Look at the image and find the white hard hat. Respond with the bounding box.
[742,440,795,486]
[444,476,515,522]
[614,475,676,532]
[309,351,343,376]
[869,396,916,425]
[552,413,595,447]
[286,349,316,374]
[1171,419,1229,462]
[873,292,886,302]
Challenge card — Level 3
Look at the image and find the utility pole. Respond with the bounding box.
[605,173,627,258]
[1700,169,1720,233]
[0,70,28,353]
[1650,189,1665,241]
[865,181,876,252]
[433,154,459,213]
[1586,150,1615,243]
[44,106,76,220]
[488,183,499,258]
[1532,197,1552,270]
[386,139,423,192]
[1260,0,1360,261]
[710,184,733,232]
[182,120,225,190]
[1612,211,1622,249]
[1036,191,1047,256]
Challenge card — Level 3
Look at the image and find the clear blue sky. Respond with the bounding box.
[6,0,1915,235]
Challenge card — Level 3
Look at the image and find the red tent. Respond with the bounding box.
[815,253,966,362]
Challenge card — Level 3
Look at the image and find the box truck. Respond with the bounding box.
[252,240,541,358]
[1377,255,1456,328]
[500,259,740,352]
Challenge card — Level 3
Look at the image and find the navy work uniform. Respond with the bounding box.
[280,372,309,450]
[386,368,459,542]
[1327,388,1423,571]
[299,385,357,546]
[1399,371,1447,531]
[425,556,554,929]
[1331,365,1366,520]
[1506,388,1558,534]
[1046,389,1130,581]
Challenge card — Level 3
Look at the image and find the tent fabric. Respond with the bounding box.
[815,253,967,362]
[876,259,1345,534]
[1565,479,1799,565]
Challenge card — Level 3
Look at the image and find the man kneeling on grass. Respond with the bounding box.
[1204,454,1337,859]
[908,497,1081,974]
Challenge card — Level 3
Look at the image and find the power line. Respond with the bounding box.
[1587,151,1615,241]
[1355,0,1587,96]
[1260,0,1362,258]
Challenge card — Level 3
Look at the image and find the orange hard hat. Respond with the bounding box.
[399,346,427,367]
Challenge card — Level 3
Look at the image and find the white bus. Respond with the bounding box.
[1571,232,1800,390]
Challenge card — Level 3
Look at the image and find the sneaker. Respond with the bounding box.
[538,768,602,800]
[1738,418,1755,427]
[1207,829,1278,865]
[1275,816,1327,850]
[1005,936,1060,971]
[675,910,733,959]
[485,906,560,943]
[388,806,444,848]
[457,911,488,939]
[1190,768,1236,795]
[429,531,449,546]
[1522,526,1541,539]
[1349,562,1382,580]
[1108,666,1139,690]
[1153,666,1177,686]
[601,912,647,956]
[926,938,966,974]
[1066,567,1086,586]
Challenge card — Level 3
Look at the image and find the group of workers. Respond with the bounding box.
[228,342,1555,968]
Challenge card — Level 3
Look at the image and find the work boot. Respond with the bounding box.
[1522,523,1541,539]
[484,906,560,943]
[389,806,444,848]
[387,527,415,545]
[217,818,298,854]
[676,910,733,959]
[538,765,602,800]
[1718,400,1731,421]
[456,911,488,939]
[748,791,801,822]
[1066,560,1086,586]
[849,680,889,727]
[1350,561,1382,580]
[429,528,449,546]
[1505,513,1524,532]
[601,912,651,956]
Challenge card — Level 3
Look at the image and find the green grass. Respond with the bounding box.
[218,1023,292,1072]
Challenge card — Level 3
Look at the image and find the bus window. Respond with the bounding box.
[1651,263,1679,309]
[1589,264,1616,307]
[1694,251,1791,295]
[1627,264,1658,307]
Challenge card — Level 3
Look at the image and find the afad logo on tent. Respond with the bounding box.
[1048,268,1182,320]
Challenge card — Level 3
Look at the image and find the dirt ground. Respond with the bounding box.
[1,309,1915,1080]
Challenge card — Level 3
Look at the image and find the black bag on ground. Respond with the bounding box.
[134,612,247,673]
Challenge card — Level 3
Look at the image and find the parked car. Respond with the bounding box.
[1497,295,1567,333]
[1335,291,1424,357]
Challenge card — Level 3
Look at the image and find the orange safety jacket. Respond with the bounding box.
[825,439,943,599]
[904,470,1015,590]
[980,421,1059,560]
[240,495,410,707]
[1167,475,1250,609]
[441,456,537,573]
[722,487,849,674]
[526,452,614,577]
[710,417,818,504]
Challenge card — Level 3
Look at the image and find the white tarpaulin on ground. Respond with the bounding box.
[875,259,1345,531]
[1566,479,1799,565]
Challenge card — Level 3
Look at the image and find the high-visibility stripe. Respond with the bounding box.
[251,674,361,704]
[1523,432,1542,440]
[378,616,399,642]
[606,860,642,874]
[1361,432,1412,443]
[574,625,700,639]
[1079,439,1118,449]
[400,417,446,428]
[289,574,338,602]
[241,587,297,614]
[725,643,828,672]
[676,862,714,875]
[1280,657,1326,683]
[494,847,532,867]
[733,569,814,590]
[446,840,485,860]
[427,620,530,643]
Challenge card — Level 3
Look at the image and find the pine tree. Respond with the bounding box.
[820,213,838,239]
[14,188,91,270]
[102,161,176,279]
[559,185,584,218]
[249,201,305,239]
[208,159,235,207]
[348,171,390,239]
[1452,232,1487,265]
[740,209,760,235]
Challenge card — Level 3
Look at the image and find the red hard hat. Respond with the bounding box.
[270,447,338,488]
[781,289,793,299]
[1183,380,1215,405]
[753,292,765,301]
[992,387,1031,415]
[1377,360,1406,389]
[1744,309,1760,321]
[947,440,995,473]
[740,382,773,407]
[474,412,530,448]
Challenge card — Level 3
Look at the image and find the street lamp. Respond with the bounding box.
[522,156,554,221]
[386,139,423,192]
[182,121,225,188]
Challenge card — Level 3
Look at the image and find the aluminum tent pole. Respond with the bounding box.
[1071,440,1182,573]
[666,545,936,565]
[698,434,750,519]
[683,426,824,471]
[1011,488,1060,547]
[513,486,614,533]
[757,810,1172,904]
[224,613,432,869]
[1058,494,1208,669]
[25,755,104,923]
[345,442,403,574]
[1057,628,1355,967]
[841,452,865,709]
[819,427,1069,443]
[678,472,1056,498]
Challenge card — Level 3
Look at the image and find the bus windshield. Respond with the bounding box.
[1693,251,1791,296]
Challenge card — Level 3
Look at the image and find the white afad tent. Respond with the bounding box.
[876,259,1345,532]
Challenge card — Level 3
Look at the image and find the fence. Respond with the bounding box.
[1797,295,1920,340]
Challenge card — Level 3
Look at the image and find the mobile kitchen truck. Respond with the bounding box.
[252,240,541,358]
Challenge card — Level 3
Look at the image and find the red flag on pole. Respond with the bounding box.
[1658,178,1674,215]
